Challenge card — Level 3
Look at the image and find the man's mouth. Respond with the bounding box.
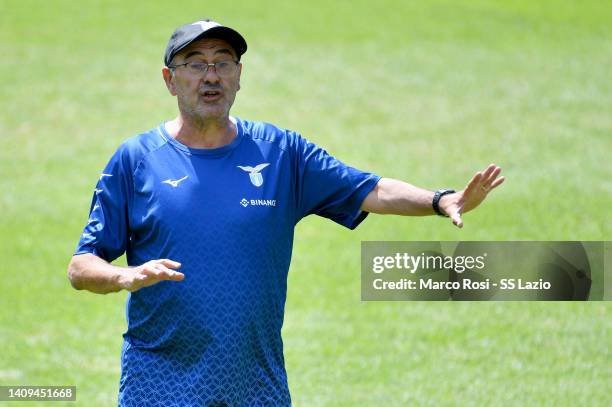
[201,90,222,102]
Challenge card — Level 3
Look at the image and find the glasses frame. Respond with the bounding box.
[168,60,240,77]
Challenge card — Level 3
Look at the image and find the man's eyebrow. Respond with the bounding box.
[214,48,235,57]
[183,49,235,60]
[183,51,204,60]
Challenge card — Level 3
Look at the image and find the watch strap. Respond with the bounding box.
[432,189,455,217]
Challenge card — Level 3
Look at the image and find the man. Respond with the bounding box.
[68,19,504,407]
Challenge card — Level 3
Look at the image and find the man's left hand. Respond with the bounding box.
[439,164,505,228]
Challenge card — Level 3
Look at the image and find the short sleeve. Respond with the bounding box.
[74,145,132,262]
[294,134,381,229]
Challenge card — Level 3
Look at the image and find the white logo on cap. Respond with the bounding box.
[191,21,220,31]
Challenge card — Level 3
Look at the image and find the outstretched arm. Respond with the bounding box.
[361,164,505,228]
[68,253,184,294]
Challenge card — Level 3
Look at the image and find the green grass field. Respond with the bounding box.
[1,0,610,405]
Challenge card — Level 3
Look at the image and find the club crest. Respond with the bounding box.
[237,163,270,187]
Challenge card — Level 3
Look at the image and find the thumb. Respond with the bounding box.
[451,211,463,228]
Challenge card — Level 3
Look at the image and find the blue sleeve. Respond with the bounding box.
[294,134,381,229]
[74,145,132,262]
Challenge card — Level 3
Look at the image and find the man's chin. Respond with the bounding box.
[194,105,230,121]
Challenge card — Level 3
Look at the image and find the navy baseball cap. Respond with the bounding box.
[164,19,247,66]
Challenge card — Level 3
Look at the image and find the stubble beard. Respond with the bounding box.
[178,93,232,128]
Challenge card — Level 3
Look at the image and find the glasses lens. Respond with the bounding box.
[215,61,235,76]
[182,61,236,76]
[188,62,207,75]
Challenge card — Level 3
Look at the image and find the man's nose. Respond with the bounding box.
[203,66,220,83]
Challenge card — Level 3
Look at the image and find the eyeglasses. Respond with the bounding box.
[169,60,239,77]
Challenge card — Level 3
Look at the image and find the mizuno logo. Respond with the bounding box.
[99,173,113,180]
[237,163,270,187]
[162,176,189,188]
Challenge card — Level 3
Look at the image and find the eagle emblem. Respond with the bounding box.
[237,163,270,187]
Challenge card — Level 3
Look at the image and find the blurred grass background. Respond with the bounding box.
[0,0,610,405]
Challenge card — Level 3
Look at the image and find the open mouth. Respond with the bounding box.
[202,90,222,101]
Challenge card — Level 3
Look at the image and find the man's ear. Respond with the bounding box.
[162,67,177,96]
[237,63,242,91]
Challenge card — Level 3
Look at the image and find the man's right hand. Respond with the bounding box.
[68,254,184,294]
[121,259,185,292]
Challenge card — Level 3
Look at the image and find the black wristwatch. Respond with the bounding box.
[432,189,455,217]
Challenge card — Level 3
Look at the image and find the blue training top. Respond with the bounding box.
[75,117,380,407]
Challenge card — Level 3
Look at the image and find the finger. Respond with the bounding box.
[488,176,506,190]
[134,272,184,291]
[156,271,185,281]
[450,211,463,229]
[140,264,181,281]
[483,167,502,187]
[140,267,158,277]
[158,259,182,269]
[152,264,185,281]
[481,164,496,179]
[465,171,483,193]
